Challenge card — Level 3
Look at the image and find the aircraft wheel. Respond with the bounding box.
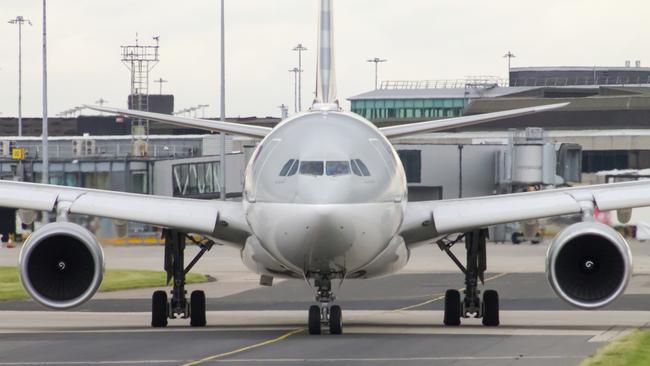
[329,305,342,335]
[151,290,168,328]
[482,290,500,326]
[444,289,461,326]
[308,305,321,335]
[190,290,207,327]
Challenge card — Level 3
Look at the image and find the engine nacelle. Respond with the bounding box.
[19,222,104,309]
[546,221,632,309]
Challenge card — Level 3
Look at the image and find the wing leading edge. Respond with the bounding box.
[0,180,250,245]
[401,180,650,246]
[85,105,272,139]
[380,102,569,139]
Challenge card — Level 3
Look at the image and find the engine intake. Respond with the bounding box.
[546,221,632,309]
[19,222,104,309]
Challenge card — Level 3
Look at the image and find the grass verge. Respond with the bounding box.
[580,329,650,366]
[0,266,208,302]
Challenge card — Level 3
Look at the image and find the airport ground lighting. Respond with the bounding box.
[42,0,49,193]
[504,51,516,77]
[8,16,31,137]
[292,44,308,111]
[220,0,226,201]
[367,57,387,90]
[289,67,301,113]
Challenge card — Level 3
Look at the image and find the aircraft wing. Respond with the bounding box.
[0,180,250,246]
[379,102,569,139]
[85,105,272,139]
[400,180,650,246]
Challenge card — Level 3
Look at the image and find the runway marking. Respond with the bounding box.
[181,328,305,366]
[0,355,590,365]
[208,355,588,363]
[394,272,509,311]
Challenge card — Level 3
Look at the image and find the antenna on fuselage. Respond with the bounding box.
[313,0,340,110]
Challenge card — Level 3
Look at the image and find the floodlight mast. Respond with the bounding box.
[367,57,387,90]
[289,67,301,113]
[503,51,516,79]
[41,0,49,225]
[8,16,32,137]
[219,0,226,201]
[292,44,308,111]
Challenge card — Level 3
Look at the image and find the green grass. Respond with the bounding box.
[580,330,650,366]
[0,267,208,302]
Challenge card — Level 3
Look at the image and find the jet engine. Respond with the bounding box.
[546,221,632,309]
[19,222,104,309]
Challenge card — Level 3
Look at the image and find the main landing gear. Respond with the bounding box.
[437,229,500,327]
[308,275,342,335]
[151,229,214,328]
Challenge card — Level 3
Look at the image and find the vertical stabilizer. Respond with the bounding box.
[314,0,337,106]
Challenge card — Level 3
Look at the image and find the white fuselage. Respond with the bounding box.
[240,108,410,280]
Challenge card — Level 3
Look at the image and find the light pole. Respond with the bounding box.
[42,0,49,189]
[503,51,516,81]
[154,77,168,94]
[367,58,387,90]
[197,104,210,118]
[8,16,32,137]
[219,0,226,201]
[292,44,307,111]
[289,67,301,113]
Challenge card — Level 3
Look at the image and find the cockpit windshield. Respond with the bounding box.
[299,161,324,176]
[326,161,351,176]
[279,159,371,177]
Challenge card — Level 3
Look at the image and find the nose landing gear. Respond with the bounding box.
[308,275,342,335]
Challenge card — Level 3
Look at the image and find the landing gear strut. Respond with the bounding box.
[437,229,499,327]
[308,274,342,335]
[151,229,212,328]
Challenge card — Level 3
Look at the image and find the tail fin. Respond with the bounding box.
[314,0,337,106]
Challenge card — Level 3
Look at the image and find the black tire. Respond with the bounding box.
[482,290,500,326]
[329,305,343,335]
[511,232,523,245]
[308,305,321,335]
[443,289,461,326]
[531,233,542,245]
[151,290,168,328]
[190,290,207,327]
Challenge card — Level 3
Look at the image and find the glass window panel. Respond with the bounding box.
[288,159,300,176]
[279,159,295,176]
[404,100,414,108]
[350,160,362,176]
[326,161,351,176]
[354,159,371,176]
[300,161,324,176]
[414,100,424,108]
[385,100,394,108]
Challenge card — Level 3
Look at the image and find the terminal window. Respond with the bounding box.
[397,150,421,183]
[172,161,221,197]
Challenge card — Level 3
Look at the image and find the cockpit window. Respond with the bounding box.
[326,161,351,176]
[300,161,324,176]
[279,159,295,176]
[279,159,300,177]
[351,159,371,176]
[287,159,300,176]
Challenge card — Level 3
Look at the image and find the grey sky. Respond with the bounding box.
[1,0,649,119]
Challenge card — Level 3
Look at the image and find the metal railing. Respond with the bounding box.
[381,77,508,90]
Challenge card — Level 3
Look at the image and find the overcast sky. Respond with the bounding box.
[1,0,649,119]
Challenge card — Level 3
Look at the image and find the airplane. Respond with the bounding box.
[5,0,645,335]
